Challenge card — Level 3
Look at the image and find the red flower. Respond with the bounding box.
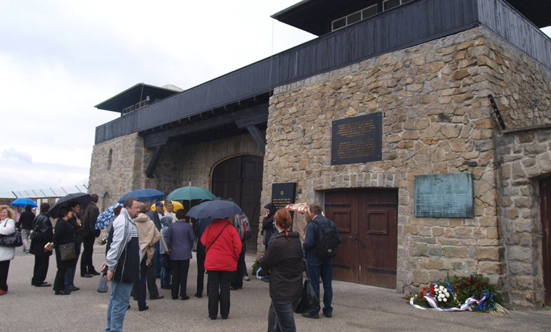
[419,292,425,297]
[423,287,427,291]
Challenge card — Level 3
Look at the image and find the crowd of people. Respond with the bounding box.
[0,199,341,332]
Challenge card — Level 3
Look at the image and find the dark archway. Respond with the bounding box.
[212,155,263,253]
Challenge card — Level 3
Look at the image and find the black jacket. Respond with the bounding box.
[81,202,99,237]
[261,231,304,300]
[30,213,53,257]
[19,210,35,230]
[54,218,77,268]
[106,224,140,284]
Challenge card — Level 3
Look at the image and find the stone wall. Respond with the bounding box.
[151,134,263,194]
[88,133,151,210]
[263,26,511,300]
[90,132,263,209]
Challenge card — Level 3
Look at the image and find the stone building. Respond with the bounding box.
[89,0,551,307]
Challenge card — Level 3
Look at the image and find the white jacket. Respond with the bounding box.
[0,218,16,261]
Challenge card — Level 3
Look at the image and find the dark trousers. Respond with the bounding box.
[268,297,302,332]
[171,259,190,299]
[0,260,10,292]
[196,245,206,296]
[32,255,50,285]
[153,242,161,277]
[80,234,96,275]
[207,271,232,318]
[306,255,334,316]
[54,250,68,292]
[231,244,246,289]
[146,260,160,299]
[133,259,148,310]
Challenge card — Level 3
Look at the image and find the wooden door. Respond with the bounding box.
[212,155,263,252]
[325,189,398,288]
[541,177,551,305]
[325,192,359,283]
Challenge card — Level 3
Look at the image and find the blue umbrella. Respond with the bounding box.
[10,198,37,208]
[96,202,122,230]
[186,199,241,220]
[118,188,165,203]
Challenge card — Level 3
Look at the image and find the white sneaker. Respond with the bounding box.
[243,276,250,281]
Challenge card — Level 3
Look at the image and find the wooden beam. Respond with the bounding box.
[246,125,266,154]
[145,145,165,179]
[142,103,268,148]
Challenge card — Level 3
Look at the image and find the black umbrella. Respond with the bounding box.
[186,199,241,220]
[48,193,92,218]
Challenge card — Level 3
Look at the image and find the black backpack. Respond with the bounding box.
[313,219,340,259]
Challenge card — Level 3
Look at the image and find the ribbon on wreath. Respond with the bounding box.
[410,294,487,312]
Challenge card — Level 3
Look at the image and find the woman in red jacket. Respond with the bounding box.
[201,218,242,320]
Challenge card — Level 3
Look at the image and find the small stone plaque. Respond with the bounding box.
[271,183,297,210]
[331,113,382,165]
[414,173,474,218]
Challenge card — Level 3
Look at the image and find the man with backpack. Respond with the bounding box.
[230,212,251,290]
[302,203,341,319]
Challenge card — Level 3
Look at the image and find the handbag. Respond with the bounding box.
[0,220,23,248]
[59,242,77,261]
[294,278,320,313]
[97,273,108,293]
[192,238,198,252]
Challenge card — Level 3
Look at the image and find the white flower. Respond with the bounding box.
[443,298,447,302]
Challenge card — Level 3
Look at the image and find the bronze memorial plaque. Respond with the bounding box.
[414,173,474,218]
[331,113,382,165]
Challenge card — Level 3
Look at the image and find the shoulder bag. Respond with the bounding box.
[0,219,23,248]
[205,224,229,254]
[59,242,77,261]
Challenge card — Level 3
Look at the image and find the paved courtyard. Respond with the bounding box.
[1,246,550,331]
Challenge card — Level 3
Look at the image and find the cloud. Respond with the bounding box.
[0,148,33,164]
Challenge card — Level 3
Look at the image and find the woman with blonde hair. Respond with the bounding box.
[0,205,17,295]
[260,208,303,332]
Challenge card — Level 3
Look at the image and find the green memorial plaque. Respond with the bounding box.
[414,173,474,218]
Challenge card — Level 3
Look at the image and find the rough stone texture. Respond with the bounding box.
[263,27,550,307]
[88,133,151,210]
[89,133,262,209]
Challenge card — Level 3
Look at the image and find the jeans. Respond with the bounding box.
[306,254,333,316]
[268,297,301,332]
[21,229,31,252]
[105,281,133,332]
[65,267,76,288]
[160,264,171,288]
[207,271,232,318]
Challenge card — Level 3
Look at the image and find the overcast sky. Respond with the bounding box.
[0,0,315,198]
[0,1,550,199]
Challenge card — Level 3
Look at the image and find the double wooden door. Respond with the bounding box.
[211,155,263,252]
[325,189,398,288]
[541,177,551,305]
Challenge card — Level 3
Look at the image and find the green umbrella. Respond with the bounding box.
[166,186,216,202]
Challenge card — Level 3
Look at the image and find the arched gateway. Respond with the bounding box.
[211,155,263,252]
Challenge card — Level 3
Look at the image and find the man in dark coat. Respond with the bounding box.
[18,204,35,253]
[30,203,53,287]
[81,194,100,277]
[302,203,341,319]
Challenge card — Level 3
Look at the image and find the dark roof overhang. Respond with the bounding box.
[95,83,180,113]
[272,0,551,36]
